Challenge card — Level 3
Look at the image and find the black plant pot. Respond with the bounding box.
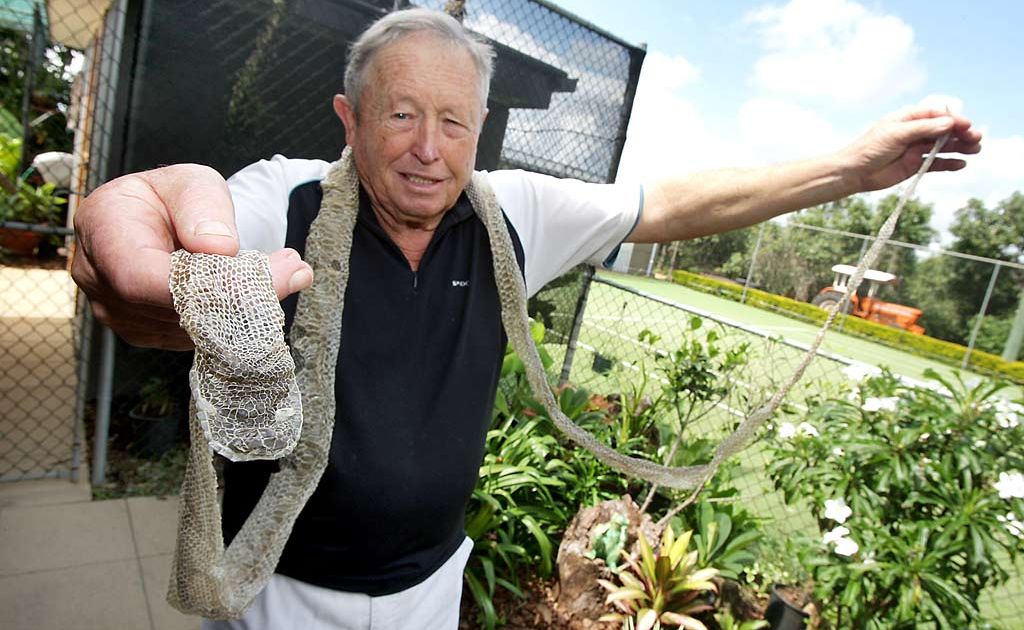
[127,408,182,459]
[764,584,810,630]
[592,353,615,374]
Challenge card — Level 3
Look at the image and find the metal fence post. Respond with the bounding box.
[1002,287,1024,362]
[558,266,595,387]
[962,263,1001,369]
[741,223,766,304]
[70,303,94,483]
[645,244,657,277]
[91,327,116,486]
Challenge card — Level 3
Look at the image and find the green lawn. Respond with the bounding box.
[540,271,1024,628]
[597,270,986,385]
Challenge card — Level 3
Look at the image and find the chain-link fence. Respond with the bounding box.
[6,0,1021,625]
[1,0,644,484]
[619,217,1024,373]
[1,0,87,481]
[532,268,1024,625]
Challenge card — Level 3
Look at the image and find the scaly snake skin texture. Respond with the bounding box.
[166,137,947,617]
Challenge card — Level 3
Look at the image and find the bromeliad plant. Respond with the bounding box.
[598,526,719,630]
[767,367,1024,629]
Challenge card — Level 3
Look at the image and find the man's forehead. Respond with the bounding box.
[366,35,482,110]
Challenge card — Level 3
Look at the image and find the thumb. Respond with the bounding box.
[141,164,240,256]
[267,248,314,300]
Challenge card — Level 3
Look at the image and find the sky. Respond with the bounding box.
[553,0,1024,242]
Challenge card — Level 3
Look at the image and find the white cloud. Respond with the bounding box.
[746,0,926,105]
[737,97,845,160]
[918,93,965,116]
[918,131,1024,240]
[641,51,701,92]
[615,52,755,183]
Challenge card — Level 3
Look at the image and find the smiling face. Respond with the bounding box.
[334,32,487,229]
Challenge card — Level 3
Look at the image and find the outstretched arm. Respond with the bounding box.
[627,107,982,243]
[72,164,314,349]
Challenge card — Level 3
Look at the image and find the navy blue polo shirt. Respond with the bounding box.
[222,181,525,595]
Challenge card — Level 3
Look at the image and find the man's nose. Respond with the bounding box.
[411,120,440,163]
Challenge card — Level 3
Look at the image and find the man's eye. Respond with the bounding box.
[393,112,410,120]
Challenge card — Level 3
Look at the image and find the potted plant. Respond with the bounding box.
[763,584,811,630]
[128,376,183,458]
[0,134,65,255]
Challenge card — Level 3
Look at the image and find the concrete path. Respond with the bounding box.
[0,478,199,630]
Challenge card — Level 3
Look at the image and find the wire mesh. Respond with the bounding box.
[4,0,1021,624]
[633,218,1024,369]
[2,0,644,488]
[539,270,1024,626]
[0,226,82,481]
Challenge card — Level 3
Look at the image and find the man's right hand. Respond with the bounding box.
[71,164,314,350]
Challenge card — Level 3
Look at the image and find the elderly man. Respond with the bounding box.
[72,7,980,630]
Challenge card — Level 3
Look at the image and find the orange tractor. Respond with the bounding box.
[811,264,925,335]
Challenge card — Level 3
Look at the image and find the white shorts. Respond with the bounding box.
[201,536,473,630]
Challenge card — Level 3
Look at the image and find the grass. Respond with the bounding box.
[539,270,1024,628]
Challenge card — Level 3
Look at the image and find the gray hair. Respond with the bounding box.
[344,8,495,113]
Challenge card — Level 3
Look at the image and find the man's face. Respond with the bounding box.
[335,33,486,227]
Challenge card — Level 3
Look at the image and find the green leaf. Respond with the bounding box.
[637,608,659,630]
[464,571,497,630]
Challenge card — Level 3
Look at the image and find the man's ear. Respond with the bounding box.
[333,94,357,139]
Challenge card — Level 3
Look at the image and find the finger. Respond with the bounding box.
[140,164,239,256]
[927,157,967,172]
[897,106,953,122]
[890,116,956,148]
[939,137,981,155]
[93,294,181,324]
[267,248,314,300]
[91,301,193,350]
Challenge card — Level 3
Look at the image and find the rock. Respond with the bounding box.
[555,495,661,629]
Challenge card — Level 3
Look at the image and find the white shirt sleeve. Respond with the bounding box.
[228,155,329,252]
[486,170,642,297]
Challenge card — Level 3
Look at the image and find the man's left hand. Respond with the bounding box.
[838,106,982,193]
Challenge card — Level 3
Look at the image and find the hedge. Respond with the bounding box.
[671,269,1024,384]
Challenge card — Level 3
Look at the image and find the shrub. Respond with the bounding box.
[766,369,1024,628]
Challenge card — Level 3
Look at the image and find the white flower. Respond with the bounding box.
[798,422,820,437]
[862,397,899,412]
[997,513,1024,539]
[842,363,880,382]
[993,399,1023,429]
[778,422,797,439]
[823,525,860,556]
[832,447,845,457]
[824,498,852,523]
[974,439,987,448]
[834,536,860,557]
[823,526,850,545]
[995,471,1024,499]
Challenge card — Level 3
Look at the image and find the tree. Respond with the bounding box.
[719,195,934,303]
[944,192,1024,351]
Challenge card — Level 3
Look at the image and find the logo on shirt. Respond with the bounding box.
[451,280,470,288]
